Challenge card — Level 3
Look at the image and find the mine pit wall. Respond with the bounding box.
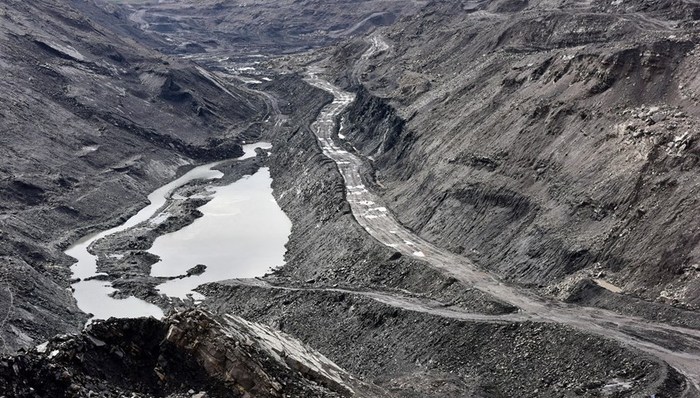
[260,76,516,315]
[202,283,686,397]
[208,76,689,396]
[337,40,700,312]
[0,77,258,353]
[0,134,248,353]
[1,19,266,350]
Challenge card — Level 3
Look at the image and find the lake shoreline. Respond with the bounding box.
[66,143,282,322]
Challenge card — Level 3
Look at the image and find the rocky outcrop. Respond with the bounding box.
[93,0,426,56]
[202,283,687,398]
[0,0,267,351]
[260,75,517,315]
[2,0,698,396]
[197,74,692,396]
[0,309,375,397]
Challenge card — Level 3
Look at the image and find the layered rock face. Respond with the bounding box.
[203,282,687,398]
[330,0,700,310]
[0,0,698,396]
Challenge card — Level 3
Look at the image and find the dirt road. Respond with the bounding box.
[303,70,700,395]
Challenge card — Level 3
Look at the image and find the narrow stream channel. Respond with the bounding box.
[66,142,288,321]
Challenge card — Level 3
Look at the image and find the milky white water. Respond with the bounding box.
[66,142,281,321]
[152,166,291,299]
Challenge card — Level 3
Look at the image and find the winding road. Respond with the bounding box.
[303,60,700,394]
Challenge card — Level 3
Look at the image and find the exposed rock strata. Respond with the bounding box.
[202,283,686,398]
[328,0,700,315]
[260,77,518,315]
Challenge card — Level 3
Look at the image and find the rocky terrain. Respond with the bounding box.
[94,0,428,56]
[258,76,519,316]
[204,282,687,398]
[1,0,699,397]
[0,309,382,397]
[327,0,700,316]
[86,154,267,308]
[0,0,268,351]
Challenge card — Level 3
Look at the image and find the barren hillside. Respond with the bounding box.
[0,0,698,396]
[330,0,700,313]
[0,0,266,351]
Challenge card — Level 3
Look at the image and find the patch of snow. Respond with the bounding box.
[77,145,99,156]
[602,379,633,391]
[238,76,262,84]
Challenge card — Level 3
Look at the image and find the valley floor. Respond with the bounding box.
[2,0,700,397]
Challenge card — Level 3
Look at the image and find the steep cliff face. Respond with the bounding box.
[0,0,266,351]
[332,0,700,310]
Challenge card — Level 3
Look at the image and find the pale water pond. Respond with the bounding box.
[151,166,290,299]
[66,142,289,321]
